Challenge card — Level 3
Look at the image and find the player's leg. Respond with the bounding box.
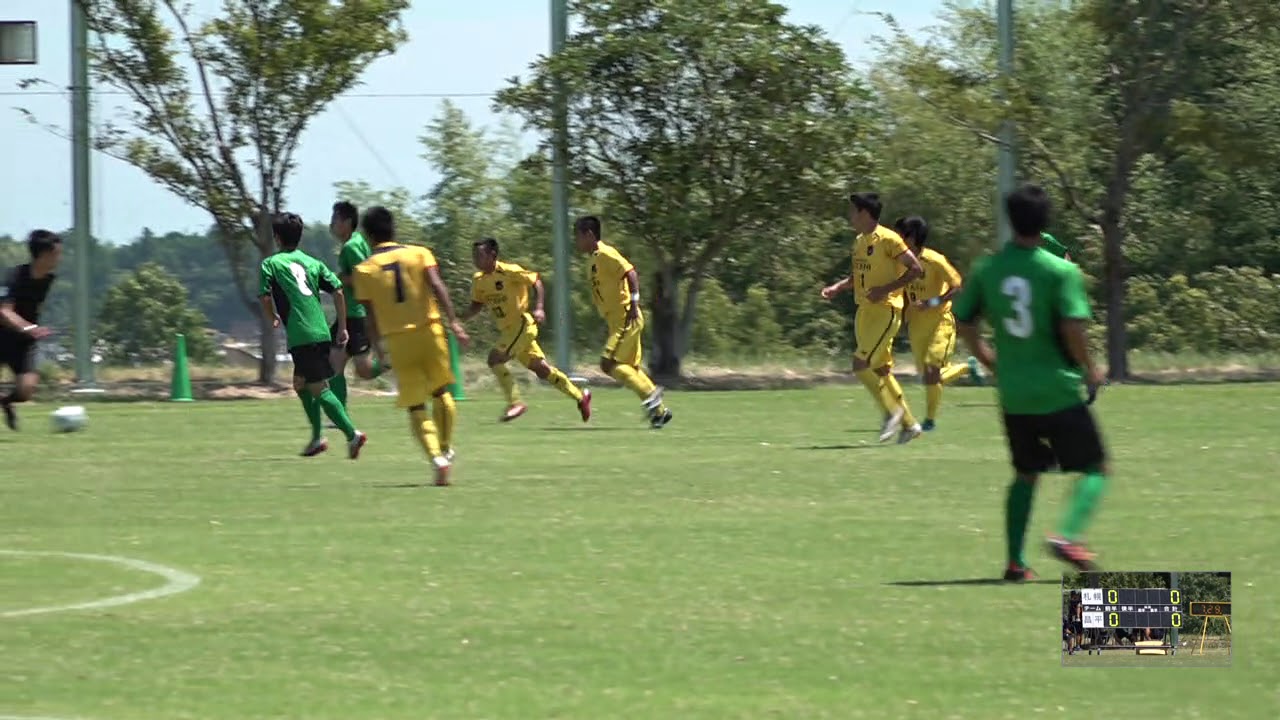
[390,338,449,485]
[876,362,921,443]
[327,322,351,408]
[601,321,670,427]
[853,306,899,433]
[520,333,590,422]
[491,329,525,421]
[301,343,365,457]
[346,318,388,381]
[0,342,39,430]
[423,327,459,459]
[920,316,952,429]
[864,307,918,442]
[1002,413,1055,581]
[291,370,326,456]
[1046,405,1108,570]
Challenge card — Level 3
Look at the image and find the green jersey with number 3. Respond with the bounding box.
[260,249,341,349]
[338,231,372,318]
[952,244,1093,415]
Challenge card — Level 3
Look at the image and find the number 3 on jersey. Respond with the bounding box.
[1001,275,1033,338]
[381,261,405,303]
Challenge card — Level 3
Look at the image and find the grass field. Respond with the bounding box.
[2,383,1277,720]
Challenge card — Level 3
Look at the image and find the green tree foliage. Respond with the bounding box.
[98,263,215,364]
[496,0,874,377]
[62,0,410,383]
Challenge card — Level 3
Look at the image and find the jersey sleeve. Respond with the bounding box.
[338,243,361,276]
[514,264,539,288]
[938,255,963,288]
[317,262,341,294]
[605,246,633,274]
[351,267,372,303]
[951,261,985,323]
[883,233,910,259]
[1057,265,1092,320]
[470,273,483,303]
[258,259,272,297]
[420,247,438,268]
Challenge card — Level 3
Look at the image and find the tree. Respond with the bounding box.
[876,0,1280,379]
[496,0,875,378]
[98,262,215,364]
[62,0,409,383]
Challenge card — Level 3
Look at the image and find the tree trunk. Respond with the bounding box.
[648,265,682,380]
[1101,219,1128,380]
[676,273,705,359]
[258,313,279,383]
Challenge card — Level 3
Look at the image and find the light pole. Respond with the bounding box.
[549,0,572,371]
[71,0,94,385]
[996,0,1015,249]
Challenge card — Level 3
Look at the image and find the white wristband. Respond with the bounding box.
[630,293,640,303]
[22,324,37,333]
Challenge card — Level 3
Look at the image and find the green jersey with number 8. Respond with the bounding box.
[952,244,1093,415]
[260,249,342,349]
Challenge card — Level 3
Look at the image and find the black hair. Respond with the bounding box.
[892,216,907,236]
[574,216,602,239]
[361,206,396,244]
[332,201,358,226]
[899,216,930,247]
[27,229,62,259]
[474,237,500,254]
[1005,184,1051,238]
[849,192,883,221]
[271,213,305,249]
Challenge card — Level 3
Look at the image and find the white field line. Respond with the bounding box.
[0,550,200,618]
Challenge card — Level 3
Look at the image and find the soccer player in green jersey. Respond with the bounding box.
[953,184,1108,581]
[327,201,391,410]
[259,212,368,459]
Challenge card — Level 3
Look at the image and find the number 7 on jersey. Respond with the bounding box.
[381,261,405,303]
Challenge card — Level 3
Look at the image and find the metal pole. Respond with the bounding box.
[996,0,1015,249]
[550,0,572,371]
[71,0,94,385]
[1170,571,1180,654]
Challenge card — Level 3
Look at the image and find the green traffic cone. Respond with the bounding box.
[446,331,466,400]
[170,333,194,402]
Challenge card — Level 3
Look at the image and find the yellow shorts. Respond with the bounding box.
[853,303,902,368]
[496,316,545,367]
[603,315,644,367]
[385,324,453,409]
[909,311,958,370]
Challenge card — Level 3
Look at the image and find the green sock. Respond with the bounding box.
[370,357,385,378]
[330,372,349,407]
[316,388,357,441]
[1006,479,1037,566]
[1059,471,1107,541]
[296,389,322,442]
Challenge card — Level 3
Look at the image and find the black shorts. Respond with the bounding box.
[0,336,36,376]
[291,342,335,384]
[1002,404,1106,475]
[330,317,371,356]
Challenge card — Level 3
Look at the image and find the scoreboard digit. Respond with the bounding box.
[1079,587,1182,628]
[1190,602,1232,617]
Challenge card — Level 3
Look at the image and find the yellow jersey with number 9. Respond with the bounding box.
[472,260,539,334]
[352,243,441,336]
[906,247,963,319]
[589,241,635,327]
[851,225,910,309]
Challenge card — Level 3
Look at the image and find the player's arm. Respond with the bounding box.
[623,268,641,323]
[821,275,852,299]
[461,279,484,322]
[1056,267,1105,397]
[925,259,964,308]
[870,250,924,302]
[319,267,347,337]
[0,269,39,336]
[424,264,470,346]
[257,263,280,328]
[530,273,547,323]
[952,268,995,372]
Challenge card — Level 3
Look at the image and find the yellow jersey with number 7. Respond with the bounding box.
[351,243,441,336]
[851,225,910,310]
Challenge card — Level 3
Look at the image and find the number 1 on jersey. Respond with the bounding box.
[381,261,405,303]
[1001,275,1033,338]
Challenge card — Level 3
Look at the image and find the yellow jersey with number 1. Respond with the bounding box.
[351,243,441,336]
[471,261,539,334]
[851,225,910,310]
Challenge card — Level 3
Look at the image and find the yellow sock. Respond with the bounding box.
[545,366,583,402]
[926,383,942,420]
[882,374,918,428]
[940,363,968,385]
[409,408,442,459]
[610,365,666,413]
[433,392,457,452]
[492,364,519,404]
[855,369,889,414]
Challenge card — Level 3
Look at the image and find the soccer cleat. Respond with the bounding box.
[1003,563,1038,582]
[501,403,528,423]
[300,438,328,457]
[444,448,456,463]
[649,407,673,429]
[897,423,923,444]
[642,386,665,415]
[347,431,368,460]
[967,356,984,386]
[2,399,16,431]
[577,388,593,423]
[432,456,452,487]
[1046,536,1098,571]
[878,407,905,443]
[922,419,936,432]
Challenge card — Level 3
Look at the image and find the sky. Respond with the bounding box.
[0,0,944,244]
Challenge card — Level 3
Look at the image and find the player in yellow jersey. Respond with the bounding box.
[896,216,980,431]
[574,216,672,428]
[351,207,471,487]
[821,192,924,443]
[462,238,592,423]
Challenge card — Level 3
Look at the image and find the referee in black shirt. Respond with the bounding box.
[0,230,62,430]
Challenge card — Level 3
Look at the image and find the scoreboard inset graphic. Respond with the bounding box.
[1080,587,1182,629]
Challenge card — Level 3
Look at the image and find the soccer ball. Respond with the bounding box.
[51,405,88,433]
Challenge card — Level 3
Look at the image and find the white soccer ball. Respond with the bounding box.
[51,405,88,433]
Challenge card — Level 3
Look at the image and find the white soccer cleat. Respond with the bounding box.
[897,423,923,444]
[444,448,456,463]
[879,407,905,443]
[432,455,452,487]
